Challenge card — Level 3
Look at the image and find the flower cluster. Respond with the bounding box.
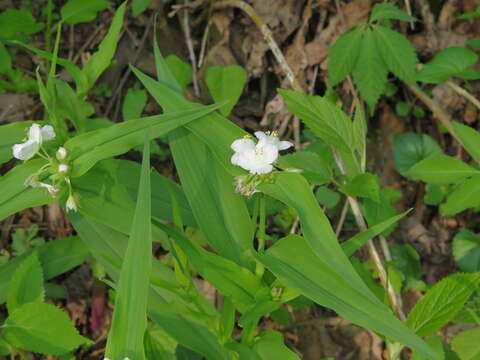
[12,124,77,211]
[231,131,292,174]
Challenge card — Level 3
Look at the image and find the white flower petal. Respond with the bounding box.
[231,138,255,152]
[231,153,241,166]
[41,125,56,141]
[12,140,40,160]
[250,164,273,174]
[28,124,42,143]
[278,140,293,150]
[58,164,69,173]
[254,131,266,140]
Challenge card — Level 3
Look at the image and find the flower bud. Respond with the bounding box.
[66,194,77,212]
[56,147,67,160]
[58,164,69,173]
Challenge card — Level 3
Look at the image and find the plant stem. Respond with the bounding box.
[446,80,480,112]
[258,195,266,253]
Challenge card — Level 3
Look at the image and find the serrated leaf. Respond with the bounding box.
[206,65,247,117]
[3,302,89,355]
[416,47,479,84]
[352,29,388,109]
[105,137,151,360]
[7,252,44,313]
[453,230,480,273]
[406,155,480,184]
[370,3,416,22]
[452,121,480,163]
[406,273,480,336]
[165,55,192,91]
[122,87,148,121]
[393,132,442,175]
[61,0,111,24]
[441,175,480,215]
[451,327,480,360]
[328,27,363,86]
[279,89,355,152]
[341,173,380,202]
[373,25,417,84]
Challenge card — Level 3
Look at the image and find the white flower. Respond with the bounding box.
[56,147,67,160]
[58,164,69,173]
[66,194,77,212]
[231,131,292,175]
[12,124,56,160]
[27,179,59,197]
[254,131,293,151]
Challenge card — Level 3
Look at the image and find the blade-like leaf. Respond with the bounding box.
[105,137,152,360]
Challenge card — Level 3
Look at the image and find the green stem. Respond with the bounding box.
[258,195,266,253]
[241,320,258,345]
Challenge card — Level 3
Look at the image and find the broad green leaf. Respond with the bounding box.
[277,150,333,185]
[257,234,439,359]
[81,2,125,94]
[132,0,150,16]
[252,331,300,360]
[328,27,363,86]
[373,25,417,84]
[467,36,480,51]
[406,273,480,336]
[424,183,449,205]
[453,230,480,273]
[341,210,411,257]
[441,175,480,215]
[370,3,416,22]
[206,65,247,117]
[352,28,388,109]
[406,155,480,184]
[61,0,111,24]
[393,132,442,175]
[451,327,480,360]
[0,42,11,73]
[341,173,380,202]
[7,252,44,313]
[452,121,480,163]
[315,186,341,209]
[0,237,88,304]
[0,121,36,164]
[362,187,401,236]
[0,9,44,40]
[416,47,479,83]
[0,159,54,222]
[3,302,89,355]
[279,89,355,153]
[165,55,192,91]
[65,105,219,177]
[390,244,422,289]
[105,138,151,360]
[457,7,480,20]
[122,87,148,120]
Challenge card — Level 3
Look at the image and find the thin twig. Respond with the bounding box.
[198,18,212,68]
[446,80,480,112]
[404,0,414,30]
[182,0,200,97]
[335,199,349,237]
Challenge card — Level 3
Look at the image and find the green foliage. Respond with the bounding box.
[452,121,480,163]
[206,65,247,117]
[7,252,44,313]
[0,9,44,40]
[424,184,449,205]
[451,327,480,360]
[122,87,148,121]
[410,336,445,360]
[61,0,111,24]
[416,47,480,83]
[467,36,480,51]
[165,54,192,91]
[390,244,422,290]
[362,187,401,236]
[393,132,442,175]
[2,302,89,355]
[406,155,480,184]
[277,149,333,185]
[406,273,480,336]
[369,3,416,22]
[441,175,480,215]
[132,0,150,16]
[315,186,341,209]
[453,230,480,273]
[105,139,152,360]
[341,173,380,202]
[252,331,300,360]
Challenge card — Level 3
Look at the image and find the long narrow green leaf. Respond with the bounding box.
[105,137,152,360]
[258,234,439,360]
[65,105,219,177]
